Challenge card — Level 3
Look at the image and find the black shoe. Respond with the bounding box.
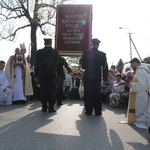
[49,109,57,113]
[85,112,92,116]
[57,103,63,106]
[41,108,47,112]
[95,112,102,116]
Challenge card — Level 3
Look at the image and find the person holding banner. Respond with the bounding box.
[127,57,150,129]
[5,45,33,104]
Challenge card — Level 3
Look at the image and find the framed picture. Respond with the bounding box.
[15,54,24,65]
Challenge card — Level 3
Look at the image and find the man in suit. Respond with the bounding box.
[34,38,59,112]
[80,38,108,116]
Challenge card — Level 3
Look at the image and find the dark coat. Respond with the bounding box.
[34,46,59,78]
[81,48,108,81]
[57,56,67,79]
[80,47,108,115]
[72,78,80,88]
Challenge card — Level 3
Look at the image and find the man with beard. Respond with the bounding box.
[127,57,150,129]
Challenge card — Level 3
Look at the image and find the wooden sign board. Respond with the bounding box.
[55,4,92,56]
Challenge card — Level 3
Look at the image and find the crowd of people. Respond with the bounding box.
[0,38,150,130]
[101,66,133,108]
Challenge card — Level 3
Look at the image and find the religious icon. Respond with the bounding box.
[15,54,24,65]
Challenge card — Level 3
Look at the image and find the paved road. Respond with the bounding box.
[0,100,150,150]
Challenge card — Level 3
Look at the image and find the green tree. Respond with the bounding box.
[0,0,71,66]
[116,58,124,73]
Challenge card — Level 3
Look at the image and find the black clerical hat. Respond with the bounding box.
[92,38,101,45]
[44,38,52,45]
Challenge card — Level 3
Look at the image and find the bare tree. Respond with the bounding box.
[0,0,70,66]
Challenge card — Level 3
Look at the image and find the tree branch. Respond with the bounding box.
[0,24,30,41]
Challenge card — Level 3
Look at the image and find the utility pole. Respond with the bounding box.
[119,27,143,62]
[129,32,132,60]
[119,27,132,60]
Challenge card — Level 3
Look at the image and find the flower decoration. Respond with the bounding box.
[109,93,120,108]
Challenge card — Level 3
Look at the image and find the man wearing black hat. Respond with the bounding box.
[80,38,108,116]
[34,38,59,112]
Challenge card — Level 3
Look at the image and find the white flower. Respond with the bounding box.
[109,93,121,108]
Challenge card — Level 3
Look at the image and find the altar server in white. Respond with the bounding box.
[0,60,13,105]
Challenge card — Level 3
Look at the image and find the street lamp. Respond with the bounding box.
[119,27,132,60]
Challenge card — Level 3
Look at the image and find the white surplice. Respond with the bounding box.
[130,64,150,128]
[0,70,13,105]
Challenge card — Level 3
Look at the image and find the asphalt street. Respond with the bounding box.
[0,99,150,150]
